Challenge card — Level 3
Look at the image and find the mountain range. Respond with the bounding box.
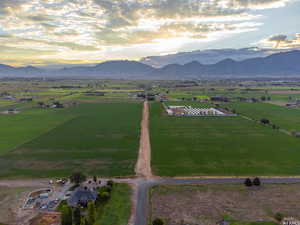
[140,47,276,68]
[0,50,300,79]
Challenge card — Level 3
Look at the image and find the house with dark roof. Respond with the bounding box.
[67,187,98,207]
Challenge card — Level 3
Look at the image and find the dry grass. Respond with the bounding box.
[150,183,300,225]
[0,186,36,225]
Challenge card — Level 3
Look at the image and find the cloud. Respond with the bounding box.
[261,33,300,49]
[268,34,288,41]
[0,0,296,65]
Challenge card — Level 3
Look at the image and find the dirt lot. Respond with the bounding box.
[29,212,60,225]
[0,186,38,225]
[150,183,300,225]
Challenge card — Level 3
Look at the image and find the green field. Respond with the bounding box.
[95,183,132,225]
[0,102,142,178]
[226,102,300,131]
[150,102,300,176]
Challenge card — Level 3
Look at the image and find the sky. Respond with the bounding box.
[0,0,299,67]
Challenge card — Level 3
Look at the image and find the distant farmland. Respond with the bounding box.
[150,102,300,176]
[225,102,300,132]
[0,102,142,178]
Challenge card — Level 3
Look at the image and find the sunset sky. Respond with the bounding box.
[0,0,299,66]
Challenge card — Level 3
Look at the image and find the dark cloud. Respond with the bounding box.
[268,34,288,41]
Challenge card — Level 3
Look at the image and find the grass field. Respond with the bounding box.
[226,102,300,131]
[150,183,300,225]
[95,183,132,225]
[0,102,142,178]
[150,102,300,176]
[0,108,73,155]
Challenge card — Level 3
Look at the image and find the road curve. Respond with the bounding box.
[134,177,300,225]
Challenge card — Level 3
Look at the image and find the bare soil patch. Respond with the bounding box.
[29,212,60,225]
[269,90,300,94]
[0,186,37,225]
[150,183,300,225]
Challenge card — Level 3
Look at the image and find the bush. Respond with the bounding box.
[260,119,270,125]
[99,192,111,202]
[153,218,164,225]
[61,205,72,225]
[244,178,252,187]
[107,180,114,187]
[98,185,112,193]
[253,177,261,186]
[70,172,87,185]
[274,212,284,222]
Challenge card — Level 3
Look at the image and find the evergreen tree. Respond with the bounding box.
[253,177,261,186]
[73,207,81,225]
[244,178,253,187]
[80,217,88,225]
[87,201,96,225]
[70,172,87,185]
[93,175,97,183]
[61,205,72,225]
[153,218,164,225]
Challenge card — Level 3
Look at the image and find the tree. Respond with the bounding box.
[37,102,44,107]
[253,177,261,186]
[153,218,164,225]
[73,207,81,225]
[87,202,96,225]
[244,178,252,187]
[260,119,270,125]
[98,191,111,202]
[261,96,266,101]
[61,205,72,225]
[70,172,87,185]
[80,217,88,225]
[274,212,284,222]
[107,180,114,187]
[93,175,97,183]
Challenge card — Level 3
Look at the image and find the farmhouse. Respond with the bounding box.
[67,187,98,207]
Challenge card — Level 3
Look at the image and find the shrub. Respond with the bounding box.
[99,192,111,202]
[260,119,270,125]
[70,172,87,185]
[253,177,261,186]
[244,178,252,187]
[274,212,284,222]
[98,185,112,193]
[87,202,96,225]
[153,218,164,225]
[107,180,114,187]
[61,205,72,225]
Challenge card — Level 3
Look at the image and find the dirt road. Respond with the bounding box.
[0,179,49,188]
[135,101,152,179]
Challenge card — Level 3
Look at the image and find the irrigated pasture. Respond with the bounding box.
[0,108,73,155]
[0,102,142,178]
[150,102,300,176]
[226,102,300,131]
